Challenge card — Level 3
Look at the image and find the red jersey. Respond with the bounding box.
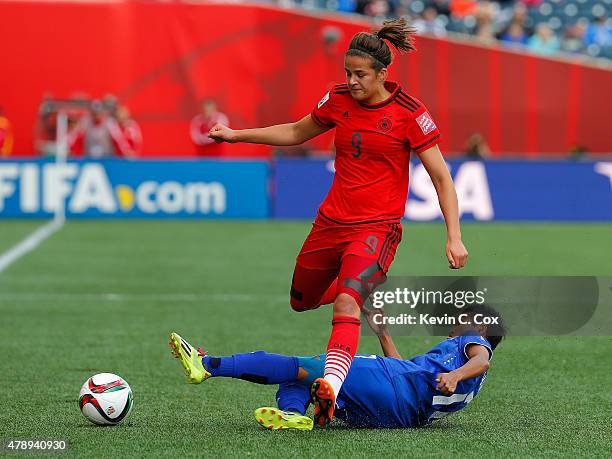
[310,81,441,224]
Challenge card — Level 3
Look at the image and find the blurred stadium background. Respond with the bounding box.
[0,0,611,456]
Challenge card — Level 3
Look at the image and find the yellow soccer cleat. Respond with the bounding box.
[254,407,313,431]
[168,332,211,384]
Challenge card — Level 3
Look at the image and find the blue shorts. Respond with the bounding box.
[290,354,420,428]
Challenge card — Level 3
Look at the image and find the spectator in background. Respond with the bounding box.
[0,107,14,157]
[337,0,358,14]
[464,132,490,159]
[430,0,451,17]
[34,97,58,156]
[520,0,543,7]
[562,22,586,53]
[449,0,478,18]
[394,0,410,18]
[68,100,134,158]
[584,15,612,48]
[103,94,119,118]
[475,22,496,43]
[364,0,391,19]
[287,0,611,61]
[474,2,498,44]
[500,22,528,45]
[355,0,368,15]
[413,7,448,37]
[498,3,533,40]
[115,105,142,158]
[511,3,533,35]
[528,24,560,55]
[190,100,229,156]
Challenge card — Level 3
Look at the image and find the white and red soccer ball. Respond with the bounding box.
[79,373,133,426]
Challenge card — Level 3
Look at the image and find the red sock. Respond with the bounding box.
[318,278,338,306]
[324,315,360,396]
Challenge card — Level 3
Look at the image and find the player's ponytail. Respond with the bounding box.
[376,18,417,53]
[346,18,417,71]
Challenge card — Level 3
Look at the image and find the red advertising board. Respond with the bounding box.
[0,1,610,157]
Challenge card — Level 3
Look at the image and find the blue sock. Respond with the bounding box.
[202,351,298,384]
[276,382,311,415]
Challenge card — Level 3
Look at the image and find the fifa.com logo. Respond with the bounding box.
[0,163,227,215]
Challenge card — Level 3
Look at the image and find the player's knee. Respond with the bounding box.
[289,297,317,312]
[333,293,360,317]
[289,283,322,312]
[290,300,310,312]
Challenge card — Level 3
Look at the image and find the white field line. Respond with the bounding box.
[0,218,64,274]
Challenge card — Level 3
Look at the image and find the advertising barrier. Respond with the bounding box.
[274,159,612,221]
[0,160,269,219]
[2,158,610,221]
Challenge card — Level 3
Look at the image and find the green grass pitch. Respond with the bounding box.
[0,221,611,456]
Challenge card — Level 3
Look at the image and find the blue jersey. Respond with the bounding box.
[333,335,493,428]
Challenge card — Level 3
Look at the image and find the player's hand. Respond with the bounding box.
[362,303,388,336]
[436,372,460,395]
[446,239,468,269]
[208,124,238,143]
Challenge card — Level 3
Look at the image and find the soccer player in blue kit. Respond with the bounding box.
[169,304,505,430]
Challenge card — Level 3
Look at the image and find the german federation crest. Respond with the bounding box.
[377,116,393,133]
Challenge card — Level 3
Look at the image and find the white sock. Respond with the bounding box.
[324,373,343,398]
[324,348,352,396]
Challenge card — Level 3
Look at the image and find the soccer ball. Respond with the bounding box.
[78,373,133,426]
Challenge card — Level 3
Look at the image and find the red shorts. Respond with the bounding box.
[290,212,402,309]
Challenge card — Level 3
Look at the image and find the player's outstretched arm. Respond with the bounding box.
[362,305,403,359]
[208,114,330,146]
[419,145,468,269]
[436,344,490,395]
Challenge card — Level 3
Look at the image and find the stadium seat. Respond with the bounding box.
[409,0,426,15]
[539,2,554,16]
[564,3,579,17]
[548,16,563,30]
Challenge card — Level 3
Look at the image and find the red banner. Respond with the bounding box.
[0,1,610,157]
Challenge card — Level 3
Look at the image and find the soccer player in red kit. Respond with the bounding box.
[209,18,468,427]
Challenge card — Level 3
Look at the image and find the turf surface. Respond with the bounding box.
[0,220,45,253]
[0,221,610,457]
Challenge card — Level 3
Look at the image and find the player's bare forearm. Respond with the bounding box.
[436,344,489,395]
[452,353,489,381]
[378,335,403,360]
[209,114,329,146]
[419,145,468,268]
[363,305,403,359]
[234,124,304,146]
[436,178,461,241]
[421,147,461,240]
